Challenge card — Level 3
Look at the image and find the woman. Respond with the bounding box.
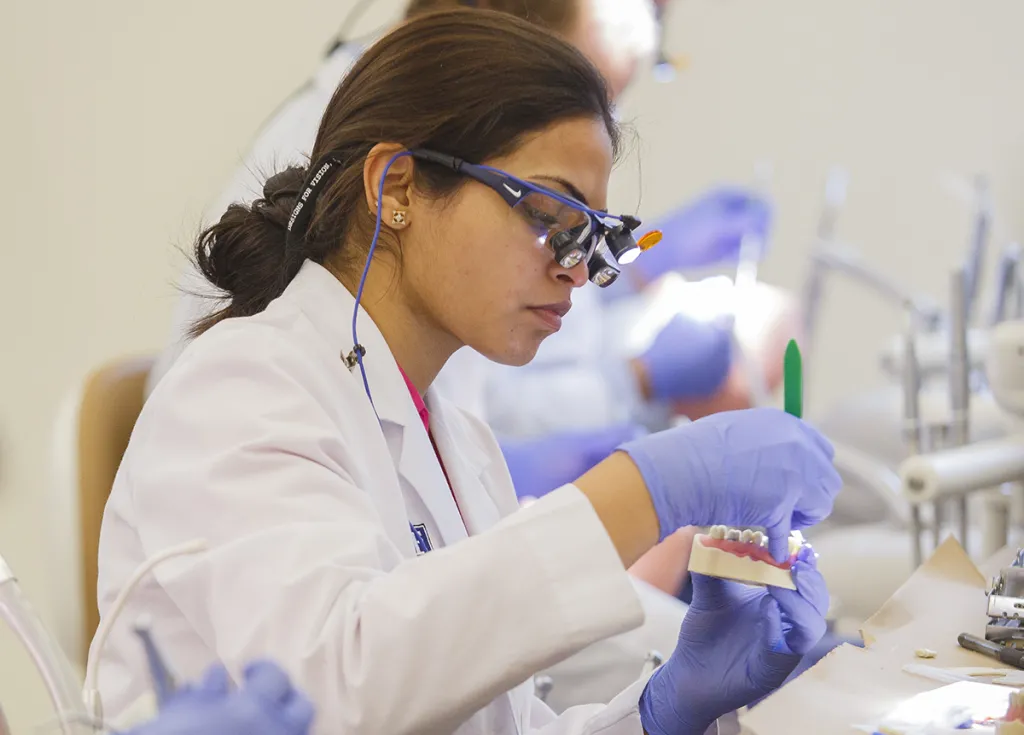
[147,0,691,712]
[90,10,840,735]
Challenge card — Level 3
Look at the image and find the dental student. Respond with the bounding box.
[92,11,839,735]
[143,0,769,711]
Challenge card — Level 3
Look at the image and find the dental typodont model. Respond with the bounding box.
[687,526,810,590]
[999,689,1024,734]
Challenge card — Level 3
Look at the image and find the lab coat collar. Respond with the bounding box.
[284,261,495,544]
[426,395,501,535]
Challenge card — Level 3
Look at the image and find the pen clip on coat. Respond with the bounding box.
[82,538,209,725]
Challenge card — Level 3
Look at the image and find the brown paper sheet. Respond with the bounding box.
[738,537,1019,734]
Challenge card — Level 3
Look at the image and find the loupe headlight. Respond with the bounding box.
[605,215,643,266]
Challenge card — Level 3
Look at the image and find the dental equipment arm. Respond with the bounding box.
[800,167,848,347]
[809,245,945,328]
[798,166,941,346]
[830,442,909,527]
[879,184,1007,380]
[879,329,990,381]
[902,311,927,566]
[949,268,972,545]
[899,435,1024,505]
[897,268,978,562]
[991,243,1024,326]
[898,316,1024,556]
[0,554,94,735]
[963,175,993,326]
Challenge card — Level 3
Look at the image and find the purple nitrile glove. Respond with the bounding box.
[633,187,773,283]
[637,314,733,402]
[618,408,842,561]
[639,548,828,735]
[118,661,314,735]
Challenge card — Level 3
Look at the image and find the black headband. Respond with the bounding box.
[285,153,345,249]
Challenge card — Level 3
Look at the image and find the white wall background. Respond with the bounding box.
[2,0,1022,729]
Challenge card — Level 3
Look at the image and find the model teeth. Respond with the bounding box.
[707,526,804,554]
[789,530,807,558]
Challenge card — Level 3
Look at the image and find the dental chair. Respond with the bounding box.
[49,355,154,667]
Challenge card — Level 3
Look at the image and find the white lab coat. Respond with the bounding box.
[92,261,654,734]
[145,41,687,711]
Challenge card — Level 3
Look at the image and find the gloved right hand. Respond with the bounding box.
[501,423,645,501]
[639,548,828,735]
[119,661,314,735]
[618,408,841,561]
[635,314,733,402]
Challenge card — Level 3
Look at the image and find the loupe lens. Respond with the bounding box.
[514,191,588,242]
[550,230,586,268]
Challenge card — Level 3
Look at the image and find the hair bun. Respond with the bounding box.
[253,165,308,229]
[262,166,307,200]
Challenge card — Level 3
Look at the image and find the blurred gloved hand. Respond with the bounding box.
[639,549,828,735]
[633,187,772,283]
[619,408,841,560]
[120,661,314,735]
[636,314,733,402]
[501,423,646,501]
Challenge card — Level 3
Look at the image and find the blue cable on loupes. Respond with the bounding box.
[351,150,412,409]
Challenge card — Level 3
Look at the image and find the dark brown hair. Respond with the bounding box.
[404,0,577,33]
[191,9,618,336]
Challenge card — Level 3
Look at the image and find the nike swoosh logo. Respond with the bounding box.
[503,183,522,197]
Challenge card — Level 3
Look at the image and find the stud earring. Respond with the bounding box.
[391,210,407,226]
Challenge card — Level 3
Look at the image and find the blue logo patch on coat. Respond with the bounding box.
[410,524,433,555]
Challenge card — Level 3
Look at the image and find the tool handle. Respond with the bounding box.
[1000,646,1024,669]
[783,339,803,419]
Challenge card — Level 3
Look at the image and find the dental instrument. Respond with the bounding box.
[959,633,1024,670]
[133,620,177,709]
[783,339,802,420]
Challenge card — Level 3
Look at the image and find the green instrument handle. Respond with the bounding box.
[783,339,803,419]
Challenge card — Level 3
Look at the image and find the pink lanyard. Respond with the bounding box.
[397,367,461,517]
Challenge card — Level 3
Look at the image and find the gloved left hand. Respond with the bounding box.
[633,187,772,284]
[501,423,646,501]
[119,661,314,735]
[638,548,828,735]
[635,314,733,402]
